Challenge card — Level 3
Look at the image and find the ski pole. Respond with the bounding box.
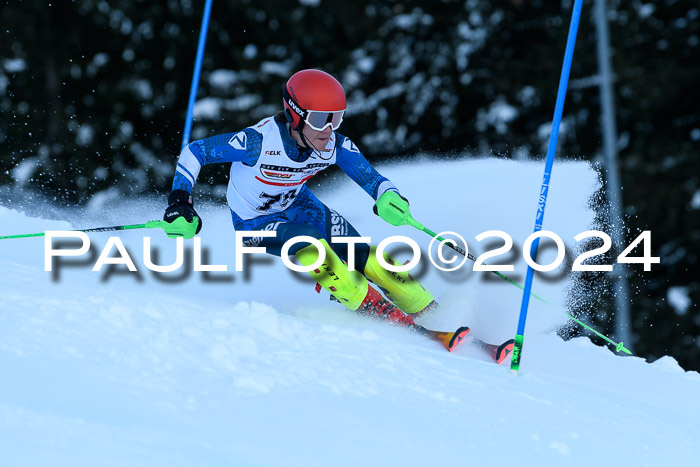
[416,220,555,305]
[0,217,199,240]
[511,0,585,374]
[0,221,165,240]
[181,0,214,150]
[396,212,631,356]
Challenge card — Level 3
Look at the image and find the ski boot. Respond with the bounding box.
[357,285,423,331]
[363,245,435,315]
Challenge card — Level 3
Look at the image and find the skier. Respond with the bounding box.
[162,69,436,330]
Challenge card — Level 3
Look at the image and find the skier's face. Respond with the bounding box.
[301,124,333,152]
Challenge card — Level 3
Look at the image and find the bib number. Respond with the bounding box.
[258,189,297,211]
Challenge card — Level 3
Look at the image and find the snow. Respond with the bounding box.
[194,95,261,120]
[1,158,699,466]
[11,156,39,187]
[208,70,238,91]
[298,0,321,7]
[691,128,700,142]
[92,52,110,68]
[242,44,258,60]
[0,73,7,94]
[475,97,518,135]
[393,12,434,31]
[260,61,291,77]
[667,286,691,315]
[636,2,656,19]
[76,124,95,147]
[692,190,700,209]
[130,79,153,101]
[3,58,26,73]
[193,97,222,120]
[347,82,406,116]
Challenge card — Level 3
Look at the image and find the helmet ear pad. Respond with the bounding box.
[284,108,294,124]
[284,106,304,132]
[283,84,306,131]
[284,107,295,126]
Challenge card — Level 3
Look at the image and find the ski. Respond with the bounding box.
[421,326,471,352]
[473,338,515,364]
[419,327,513,361]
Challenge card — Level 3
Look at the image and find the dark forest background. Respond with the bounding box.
[1,0,698,370]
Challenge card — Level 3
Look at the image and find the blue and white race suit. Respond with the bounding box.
[171,115,398,268]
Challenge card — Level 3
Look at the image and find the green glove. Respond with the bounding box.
[163,189,203,239]
[373,190,411,226]
[162,216,200,239]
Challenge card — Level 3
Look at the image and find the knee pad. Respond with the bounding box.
[363,245,434,314]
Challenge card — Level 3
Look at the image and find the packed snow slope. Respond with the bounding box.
[1,157,698,466]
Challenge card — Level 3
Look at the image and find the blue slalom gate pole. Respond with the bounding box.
[181,0,214,150]
[510,0,584,374]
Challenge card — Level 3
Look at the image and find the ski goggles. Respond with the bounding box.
[304,110,345,131]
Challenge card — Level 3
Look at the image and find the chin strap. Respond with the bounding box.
[289,123,325,159]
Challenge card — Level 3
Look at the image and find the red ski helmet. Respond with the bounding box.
[283,69,346,131]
